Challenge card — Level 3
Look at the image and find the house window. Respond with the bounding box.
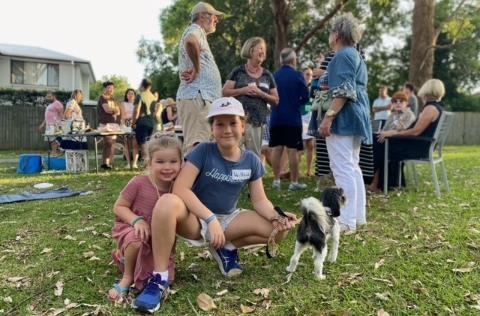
[11,60,59,87]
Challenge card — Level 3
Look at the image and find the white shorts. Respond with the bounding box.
[181,209,246,246]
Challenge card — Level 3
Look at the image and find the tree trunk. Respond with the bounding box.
[271,0,290,69]
[409,0,436,90]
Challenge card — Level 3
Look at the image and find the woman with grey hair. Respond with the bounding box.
[319,13,372,232]
[222,37,279,157]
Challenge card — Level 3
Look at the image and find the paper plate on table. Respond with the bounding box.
[33,182,54,189]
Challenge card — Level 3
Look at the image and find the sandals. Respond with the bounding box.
[108,283,130,303]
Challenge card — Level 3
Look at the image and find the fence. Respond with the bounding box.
[0,105,98,150]
[0,106,479,150]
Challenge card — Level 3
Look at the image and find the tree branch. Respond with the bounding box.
[295,0,350,53]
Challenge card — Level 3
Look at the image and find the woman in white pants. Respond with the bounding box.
[319,13,372,232]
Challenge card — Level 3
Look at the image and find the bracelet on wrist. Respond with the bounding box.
[205,214,217,225]
[131,216,145,227]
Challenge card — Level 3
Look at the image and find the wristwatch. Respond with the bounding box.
[326,109,337,118]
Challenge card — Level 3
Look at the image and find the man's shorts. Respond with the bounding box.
[182,209,246,246]
[269,125,304,150]
[177,93,212,150]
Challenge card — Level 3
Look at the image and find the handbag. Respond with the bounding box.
[311,89,331,112]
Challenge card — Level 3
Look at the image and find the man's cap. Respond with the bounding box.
[191,2,225,17]
[207,97,245,119]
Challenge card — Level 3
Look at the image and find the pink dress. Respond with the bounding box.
[111,175,175,289]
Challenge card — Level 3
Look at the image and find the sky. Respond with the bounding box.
[0,0,174,86]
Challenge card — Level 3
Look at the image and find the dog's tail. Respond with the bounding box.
[302,208,319,228]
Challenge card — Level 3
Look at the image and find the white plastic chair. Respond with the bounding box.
[383,111,454,197]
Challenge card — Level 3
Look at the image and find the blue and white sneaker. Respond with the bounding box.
[209,246,243,277]
[132,274,169,313]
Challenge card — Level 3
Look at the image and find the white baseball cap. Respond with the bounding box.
[207,97,245,119]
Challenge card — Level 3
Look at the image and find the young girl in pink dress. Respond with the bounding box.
[108,133,182,302]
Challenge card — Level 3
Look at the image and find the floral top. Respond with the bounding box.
[382,109,416,132]
[327,46,372,144]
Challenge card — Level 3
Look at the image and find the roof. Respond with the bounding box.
[0,43,95,81]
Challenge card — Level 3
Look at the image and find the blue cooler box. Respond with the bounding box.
[44,156,66,170]
[17,154,42,174]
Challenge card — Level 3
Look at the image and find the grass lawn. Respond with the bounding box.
[0,146,479,315]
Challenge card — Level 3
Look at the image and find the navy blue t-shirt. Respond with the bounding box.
[186,142,265,215]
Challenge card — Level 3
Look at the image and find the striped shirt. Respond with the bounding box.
[176,23,222,102]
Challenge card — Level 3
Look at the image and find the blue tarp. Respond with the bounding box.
[0,187,88,204]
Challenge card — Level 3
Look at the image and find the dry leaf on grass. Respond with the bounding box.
[197,250,211,260]
[262,299,272,309]
[41,248,53,254]
[240,304,256,314]
[197,293,216,311]
[216,289,228,296]
[374,258,385,270]
[375,292,390,301]
[54,280,64,296]
[452,267,474,273]
[377,308,390,316]
[253,288,270,298]
[7,276,26,283]
[64,235,76,241]
[3,296,13,303]
[83,251,95,258]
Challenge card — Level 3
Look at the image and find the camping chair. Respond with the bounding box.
[383,111,454,197]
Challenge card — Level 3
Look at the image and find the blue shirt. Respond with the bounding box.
[176,24,222,102]
[271,65,309,127]
[328,47,372,144]
[187,142,264,215]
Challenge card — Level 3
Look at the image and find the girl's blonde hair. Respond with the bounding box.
[145,132,183,165]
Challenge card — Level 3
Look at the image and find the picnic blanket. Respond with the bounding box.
[0,187,91,204]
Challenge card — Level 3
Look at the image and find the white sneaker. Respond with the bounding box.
[272,180,281,189]
[288,182,307,191]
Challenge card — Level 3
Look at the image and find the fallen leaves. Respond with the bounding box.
[240,304,256,314]
[253,288,270,299]
[197,293,216,311]
[452,261,475,273]
[374,258,385,270]
[54,280,64,297]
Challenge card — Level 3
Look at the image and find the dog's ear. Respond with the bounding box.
[322,188,341,217]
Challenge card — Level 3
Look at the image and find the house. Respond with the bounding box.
[0,43,95,99]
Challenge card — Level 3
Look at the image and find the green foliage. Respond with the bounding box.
[89,75,131,102]
[0,88,72,106]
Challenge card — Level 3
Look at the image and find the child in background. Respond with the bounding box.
[108,133,182,303]
[382,91,416,132]
[368,91,416,192]
[132,97,298,313]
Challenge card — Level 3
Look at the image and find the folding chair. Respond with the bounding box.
[383,111,454,197]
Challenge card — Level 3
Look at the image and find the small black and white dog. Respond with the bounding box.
[286,187,346,280]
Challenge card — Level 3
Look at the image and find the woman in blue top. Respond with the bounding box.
[133,97,298,312]
[319,13,372,233]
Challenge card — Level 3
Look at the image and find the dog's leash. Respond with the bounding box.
[266,206,289,258]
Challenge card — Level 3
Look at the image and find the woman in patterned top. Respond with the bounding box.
[222,37,279,157]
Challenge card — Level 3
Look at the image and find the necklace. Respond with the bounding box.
[245,63,262,77]
[148,174,173,199]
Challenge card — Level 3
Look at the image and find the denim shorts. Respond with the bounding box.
[182,209,245,246]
